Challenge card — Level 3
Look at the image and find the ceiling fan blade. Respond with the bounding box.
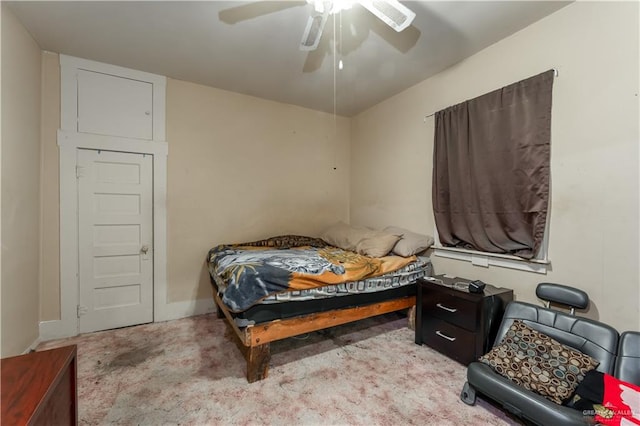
[358,0,416,32]
[219,1,306,24]
[300,10,329,51]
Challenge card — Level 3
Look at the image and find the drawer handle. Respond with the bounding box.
[436,303,457,313]
[435,330,456,342]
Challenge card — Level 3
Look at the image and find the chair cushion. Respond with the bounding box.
[493,301,619,375]
[467,362,593,425]
[615,331,640,386]
[480,320,600,404]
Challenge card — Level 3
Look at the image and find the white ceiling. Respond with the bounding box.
[8,1,570,116]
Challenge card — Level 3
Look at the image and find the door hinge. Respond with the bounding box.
[76,166,86,178]
[77,305,88,318]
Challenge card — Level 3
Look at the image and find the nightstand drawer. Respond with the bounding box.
[415,277,513,365]
[421,288,478,331]
[421,316,477,365]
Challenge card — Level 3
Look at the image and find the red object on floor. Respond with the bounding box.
[596,374,640,425]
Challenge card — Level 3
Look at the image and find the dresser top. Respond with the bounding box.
[1,345,77,425]
[419,275,513,298]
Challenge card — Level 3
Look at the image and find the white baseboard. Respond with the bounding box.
[39,318,77,342]
[39,298,216,342]
[155,298,216,322]
[23,336,42,354]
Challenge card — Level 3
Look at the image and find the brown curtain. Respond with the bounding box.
[432,70,554,259]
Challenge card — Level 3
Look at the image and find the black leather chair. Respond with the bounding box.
[615,331,640,385]
[460,283,619,426]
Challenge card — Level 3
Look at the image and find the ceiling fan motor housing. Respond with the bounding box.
[300,0,416,51]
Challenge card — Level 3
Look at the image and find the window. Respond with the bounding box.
[432,70,554,272]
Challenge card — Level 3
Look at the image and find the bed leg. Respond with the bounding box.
[216,302,225,319]
[246,343,271,383]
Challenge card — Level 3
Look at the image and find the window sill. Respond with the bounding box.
[432,246,550,274]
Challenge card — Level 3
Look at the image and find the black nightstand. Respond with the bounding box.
[415,275,513,365]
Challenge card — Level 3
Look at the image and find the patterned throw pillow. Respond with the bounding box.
[479,320,600,405]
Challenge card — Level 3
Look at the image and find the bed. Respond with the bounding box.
[207,235,432,382]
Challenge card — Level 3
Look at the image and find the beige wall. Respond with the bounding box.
[38,73,351,314]
[39,52,60,321]
[1,5,43,356]
[351,2,639,332]
[166,79,350,302]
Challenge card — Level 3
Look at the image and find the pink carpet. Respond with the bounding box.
[38,313,521,425]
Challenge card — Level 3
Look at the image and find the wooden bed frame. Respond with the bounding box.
[212,288,415,383]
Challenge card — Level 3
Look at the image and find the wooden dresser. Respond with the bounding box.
[1,345,77,425]
[415,276,513,365]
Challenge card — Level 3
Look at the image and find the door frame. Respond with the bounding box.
[56,130,168,337]
[41,54,169,339]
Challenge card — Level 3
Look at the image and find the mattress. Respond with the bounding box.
[231,284,419,326]
[212,254,432,326]
[208,237,424,312]
[208,235,432,325]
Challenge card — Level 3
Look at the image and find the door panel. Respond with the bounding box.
[78,149,153,333]
[77,70,153,140]
[93,285,141,309]
[94,161,141,184]
[93,224,140,246]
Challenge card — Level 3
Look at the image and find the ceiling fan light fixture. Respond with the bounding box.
[330,0,355,14]
[307,0,355,15]
[300,0,416,51]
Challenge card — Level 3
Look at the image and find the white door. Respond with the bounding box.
[77,149,153,333]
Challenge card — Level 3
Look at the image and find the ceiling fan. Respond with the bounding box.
[300,0,416,51]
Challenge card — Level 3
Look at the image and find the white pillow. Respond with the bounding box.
[355,232,402,258]
[384,226,434,257]
[320,222,369,251]
[321,222,401,257]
